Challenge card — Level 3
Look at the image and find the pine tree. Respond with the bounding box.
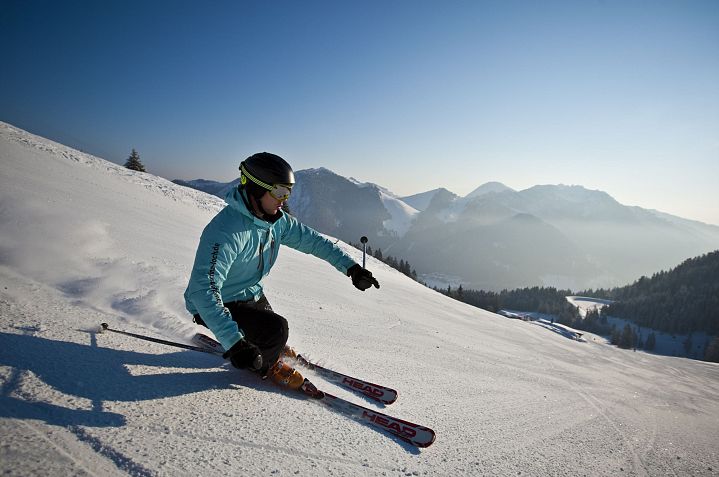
[645,332,656,351]
[375,248,383,261]
[704,336,719,362]
[684,333,694,357]
[124,148,146,172]
[619,323,634,349]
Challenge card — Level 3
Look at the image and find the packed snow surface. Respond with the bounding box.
[1,122,718,476]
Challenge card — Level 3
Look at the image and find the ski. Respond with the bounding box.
[193,333,398,405]
[98,325,433,447]
[298,379,435,448]
[295,354,398,405]
[192,332,225,354]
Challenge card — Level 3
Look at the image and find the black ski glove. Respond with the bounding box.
[223,338,263,371]
[347,264,380,291]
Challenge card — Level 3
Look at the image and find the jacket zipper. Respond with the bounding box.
[257,230,271,271]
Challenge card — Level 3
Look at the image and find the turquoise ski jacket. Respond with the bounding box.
[184,187,357,351]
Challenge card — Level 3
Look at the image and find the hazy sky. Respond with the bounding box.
[2,0,718,224]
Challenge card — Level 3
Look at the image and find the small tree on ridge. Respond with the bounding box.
[124,148,146,172]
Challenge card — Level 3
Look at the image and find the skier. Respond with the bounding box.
[184,152,380,390]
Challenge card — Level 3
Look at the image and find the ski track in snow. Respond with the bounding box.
[1,121,719,476]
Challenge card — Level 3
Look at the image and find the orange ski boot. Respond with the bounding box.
[281,345,298,360]
[266,359,304,390]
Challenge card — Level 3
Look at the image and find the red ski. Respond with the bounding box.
[193,333,398,405]
[298,379,435,448]
[295,354,397,404]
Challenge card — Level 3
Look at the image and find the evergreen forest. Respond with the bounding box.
[436,250,719,362]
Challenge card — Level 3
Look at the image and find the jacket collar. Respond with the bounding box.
[225,187,283,229]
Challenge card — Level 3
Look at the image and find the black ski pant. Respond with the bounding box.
[193,294,289,372]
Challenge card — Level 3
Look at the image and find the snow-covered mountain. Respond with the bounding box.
[465,181,515,200]
[2,121,718,475]
[289,168,419,246]
[174,168,420,248]
[347,175,420,237]
[175,167,719,291]
[173,177,240,198]
[400,182,515,213]
[400,187,455,212]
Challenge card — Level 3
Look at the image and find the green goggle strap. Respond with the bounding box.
[241,164,275,190]
[241,164,292,200]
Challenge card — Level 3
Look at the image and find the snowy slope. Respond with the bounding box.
[376,190,419,237]
[347,175,420,236]
[1,121,718,476]
[566,296,615,318]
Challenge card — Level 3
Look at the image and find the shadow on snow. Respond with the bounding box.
[0,330,263,428]
[0,330,424,453]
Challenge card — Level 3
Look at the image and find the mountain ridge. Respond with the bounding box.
[172,165,719,291]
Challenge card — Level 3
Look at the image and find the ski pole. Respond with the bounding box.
[98,323,223,356]
[360,236,368,269]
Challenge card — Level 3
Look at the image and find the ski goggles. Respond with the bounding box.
[240,164,293,201]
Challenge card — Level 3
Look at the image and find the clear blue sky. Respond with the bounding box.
[2,0,718,224]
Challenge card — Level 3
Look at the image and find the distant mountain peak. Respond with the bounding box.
[302,166,340,177]
[401,188,457,212]
[521,184,620,206]
[346,175,399,197]
[465,181,514,199]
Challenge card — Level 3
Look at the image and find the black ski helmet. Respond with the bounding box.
[239,152,294,200]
